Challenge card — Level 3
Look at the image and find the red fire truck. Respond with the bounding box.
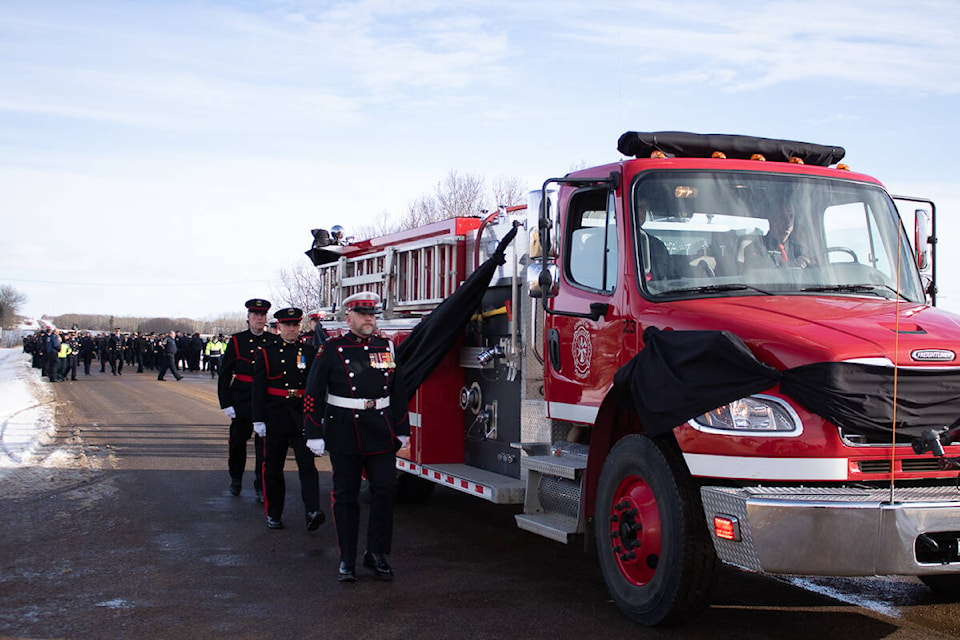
[307,131,960,626]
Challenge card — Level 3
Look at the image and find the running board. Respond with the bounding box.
[515,513,580,543]
[396,458,525,504]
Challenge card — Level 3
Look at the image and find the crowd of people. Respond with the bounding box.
[22,328,231,381]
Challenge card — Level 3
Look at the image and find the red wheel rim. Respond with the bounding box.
[606,475,662,586]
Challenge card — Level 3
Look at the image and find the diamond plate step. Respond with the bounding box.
[515,512,580,543]
[521,453,587,480]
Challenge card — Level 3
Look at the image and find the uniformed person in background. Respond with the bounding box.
[219,298,277,500]
[107,328,124,375]
[302,310,330,348]
[64,331,79,381]
[79,332,96,376]
[252,308,323,531]
[45,329,61,382]
[55,332,71,382]
[133,332,147,373]
[303,291,410,582]
[206,334,227,379]
[97,332,109,373]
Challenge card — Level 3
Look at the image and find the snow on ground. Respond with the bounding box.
[0,347,56,469]
[0,347,113,500]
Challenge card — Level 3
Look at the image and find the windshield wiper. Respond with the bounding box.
[801,284,908,300]
[658,283,774,296]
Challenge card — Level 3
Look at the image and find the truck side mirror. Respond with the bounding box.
[915,209,932,272]
[528,262,558,298]
[915,208,936,303]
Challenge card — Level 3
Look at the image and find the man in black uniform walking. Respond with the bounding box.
[252,307,323,531]
[303,291,409,582]
[134,332,147,373]
[79,332,96,376]
[97,333,109,373]
[156,331,183,381]
[219,298,276,500]
[107,328,124,375]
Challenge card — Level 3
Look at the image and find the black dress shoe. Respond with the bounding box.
[363,550,394,580]
[338,561,357,582]
[229,481,241,496]
[306,510,325,531]
[266,516,283,529]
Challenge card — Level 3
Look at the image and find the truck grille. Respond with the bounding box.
[857,458,945,474]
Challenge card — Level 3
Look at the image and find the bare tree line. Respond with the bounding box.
[44,312,247,336]
[1,285,247,335]
[352,171,527,240]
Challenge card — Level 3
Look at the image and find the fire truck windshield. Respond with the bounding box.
[633,171,925,302]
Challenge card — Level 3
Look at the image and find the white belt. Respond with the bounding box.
[326,393,390,410]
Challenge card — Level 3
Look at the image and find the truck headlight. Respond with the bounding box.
[691,395,799,434]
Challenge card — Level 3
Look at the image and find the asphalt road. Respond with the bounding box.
[2,368,959,640]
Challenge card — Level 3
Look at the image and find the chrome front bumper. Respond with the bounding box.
[701,485,960,576]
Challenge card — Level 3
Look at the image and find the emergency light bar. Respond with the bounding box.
[617,131,846,167]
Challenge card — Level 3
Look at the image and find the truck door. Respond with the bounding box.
[545,186,627,426]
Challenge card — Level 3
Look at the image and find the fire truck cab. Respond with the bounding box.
[309,131,960,626]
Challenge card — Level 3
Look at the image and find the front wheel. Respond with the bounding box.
[594,434,717,626]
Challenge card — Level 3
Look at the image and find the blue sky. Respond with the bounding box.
[2,0,960,320]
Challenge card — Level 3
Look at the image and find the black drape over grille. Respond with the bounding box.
[780,362,960,441]
[614,326,960,441]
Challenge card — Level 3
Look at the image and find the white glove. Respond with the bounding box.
[253,422,266,437]
[397,435,409,448]
[306,438,326,456]
[222,406,236,419]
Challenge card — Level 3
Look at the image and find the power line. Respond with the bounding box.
[1,277,273,287]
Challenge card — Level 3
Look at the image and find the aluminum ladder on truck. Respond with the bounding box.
[317,234,464,318]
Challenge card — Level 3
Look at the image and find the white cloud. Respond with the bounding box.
[569,1,960,93]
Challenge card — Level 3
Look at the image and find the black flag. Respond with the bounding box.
[396,225,518,398]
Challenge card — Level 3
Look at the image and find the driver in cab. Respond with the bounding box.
[741,208,812,269]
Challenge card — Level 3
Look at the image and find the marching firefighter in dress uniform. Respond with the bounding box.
[303,291,410,582]
[219,298,277,500]
[252,308,324,531]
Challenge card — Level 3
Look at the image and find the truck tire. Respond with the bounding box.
[594,434,716,626]
[396,472,435,503]
[920,574,960,597]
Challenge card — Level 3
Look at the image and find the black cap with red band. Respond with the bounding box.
[245,298,272,312]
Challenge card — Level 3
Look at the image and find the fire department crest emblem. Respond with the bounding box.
[572,320,593,379]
